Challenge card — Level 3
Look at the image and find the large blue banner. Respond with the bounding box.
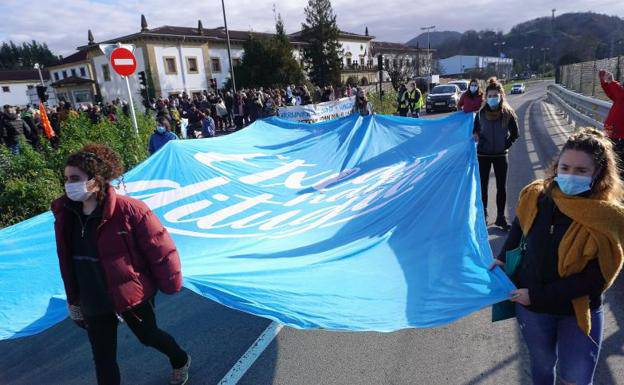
[0,113,514,340]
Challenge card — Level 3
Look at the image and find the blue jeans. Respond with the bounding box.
[8,143,19,155]
[516,304,604,385]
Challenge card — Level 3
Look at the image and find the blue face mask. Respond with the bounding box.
[555,174,593,196]
[487,97,500,108]
[156,126,166,134]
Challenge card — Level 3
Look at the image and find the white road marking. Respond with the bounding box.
[113,58,134,66]
[217,321,283,385]
[522,99,543,179]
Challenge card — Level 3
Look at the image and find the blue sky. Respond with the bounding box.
[1,0,623,56]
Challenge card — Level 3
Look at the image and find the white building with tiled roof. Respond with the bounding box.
[0,70,50,107]
[62,15,434,104]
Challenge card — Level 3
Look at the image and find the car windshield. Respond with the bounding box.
[431,86,457,94]
[512,84,523,88]
[450,82,468,91]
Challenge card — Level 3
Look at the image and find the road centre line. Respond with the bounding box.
[217,321,284,385]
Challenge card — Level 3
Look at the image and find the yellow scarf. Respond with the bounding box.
[516,180,624,335]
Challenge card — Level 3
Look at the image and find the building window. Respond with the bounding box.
[164,57,177,74]
[80,67,86,77]
[2,86,10,93]
[346,57,352,67]
[359,57,365,66]
[73,90,92,104]
[211,57,221,73]
[62,70,67,79]
[71,68,77,77]
[27,85,34,89]
[186,57,199,74]
[54,72,60,81]
[102,64,111,81]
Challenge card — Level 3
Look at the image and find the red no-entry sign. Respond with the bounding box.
[110,47,137,76]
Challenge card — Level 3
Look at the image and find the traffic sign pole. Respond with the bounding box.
[110,44,139,134]
[124,76,139,134]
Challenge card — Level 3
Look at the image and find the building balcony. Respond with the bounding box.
[341,64,377,73]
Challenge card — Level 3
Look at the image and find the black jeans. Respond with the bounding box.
[85,298,187,385]
[478,155,508,218]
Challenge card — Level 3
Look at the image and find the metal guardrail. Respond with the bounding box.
[546,84,612,129]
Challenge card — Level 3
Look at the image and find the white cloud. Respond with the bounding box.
[0,0,622,55]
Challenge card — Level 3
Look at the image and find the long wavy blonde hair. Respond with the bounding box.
[544,127,624,202]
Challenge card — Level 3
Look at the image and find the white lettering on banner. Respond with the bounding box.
[195,153,266,175]
[121,150,449,239]
[278,97,356,123]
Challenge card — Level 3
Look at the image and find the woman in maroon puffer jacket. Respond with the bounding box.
[51,143,190,385]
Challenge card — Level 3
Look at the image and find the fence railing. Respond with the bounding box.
[559,56,624,101]
[547,83,612,129]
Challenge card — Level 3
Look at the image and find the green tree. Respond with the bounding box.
[0,40,60,70]
[233,15,304,88]
[300,0,343,87]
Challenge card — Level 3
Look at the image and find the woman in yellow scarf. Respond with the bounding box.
[492,128,624,385]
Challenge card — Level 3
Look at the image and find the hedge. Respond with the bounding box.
[0,110,155,228]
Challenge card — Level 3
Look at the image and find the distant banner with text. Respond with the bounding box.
[277,96,355,123]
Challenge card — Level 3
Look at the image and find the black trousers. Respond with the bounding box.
[85,299,187,385]
[478,155,508,217]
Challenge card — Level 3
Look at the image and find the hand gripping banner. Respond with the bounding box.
[0,113,514,339]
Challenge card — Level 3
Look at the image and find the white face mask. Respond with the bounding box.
[469,85,478,93]
[65,181,93,202]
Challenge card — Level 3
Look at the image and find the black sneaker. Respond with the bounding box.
[495,216,510,231]
[170,354,190,385]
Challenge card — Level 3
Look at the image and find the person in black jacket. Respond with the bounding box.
[3,107,30,154]
[492,128,624,385]
[473,77,519,230]
[0,105,8,146]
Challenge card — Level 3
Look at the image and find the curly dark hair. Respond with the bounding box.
[65,143,124,203]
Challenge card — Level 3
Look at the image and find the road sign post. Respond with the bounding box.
[110,44,139,134]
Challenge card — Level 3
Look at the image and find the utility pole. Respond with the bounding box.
[420,25,435,94]
[551,8,557,80]
[221,0,236,93]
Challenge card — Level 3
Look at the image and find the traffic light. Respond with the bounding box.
[36,85,47,103]
[138,71,147,88]
[377,55,383,72]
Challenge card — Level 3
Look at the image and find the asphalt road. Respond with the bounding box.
[1,80,622,385]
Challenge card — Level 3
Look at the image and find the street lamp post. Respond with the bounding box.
[540,48,550,78]
[220,0,236,93]
[420,25,435,94]
[524,46,534,77]
[493,41,506,78]
[33,63,45,86]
